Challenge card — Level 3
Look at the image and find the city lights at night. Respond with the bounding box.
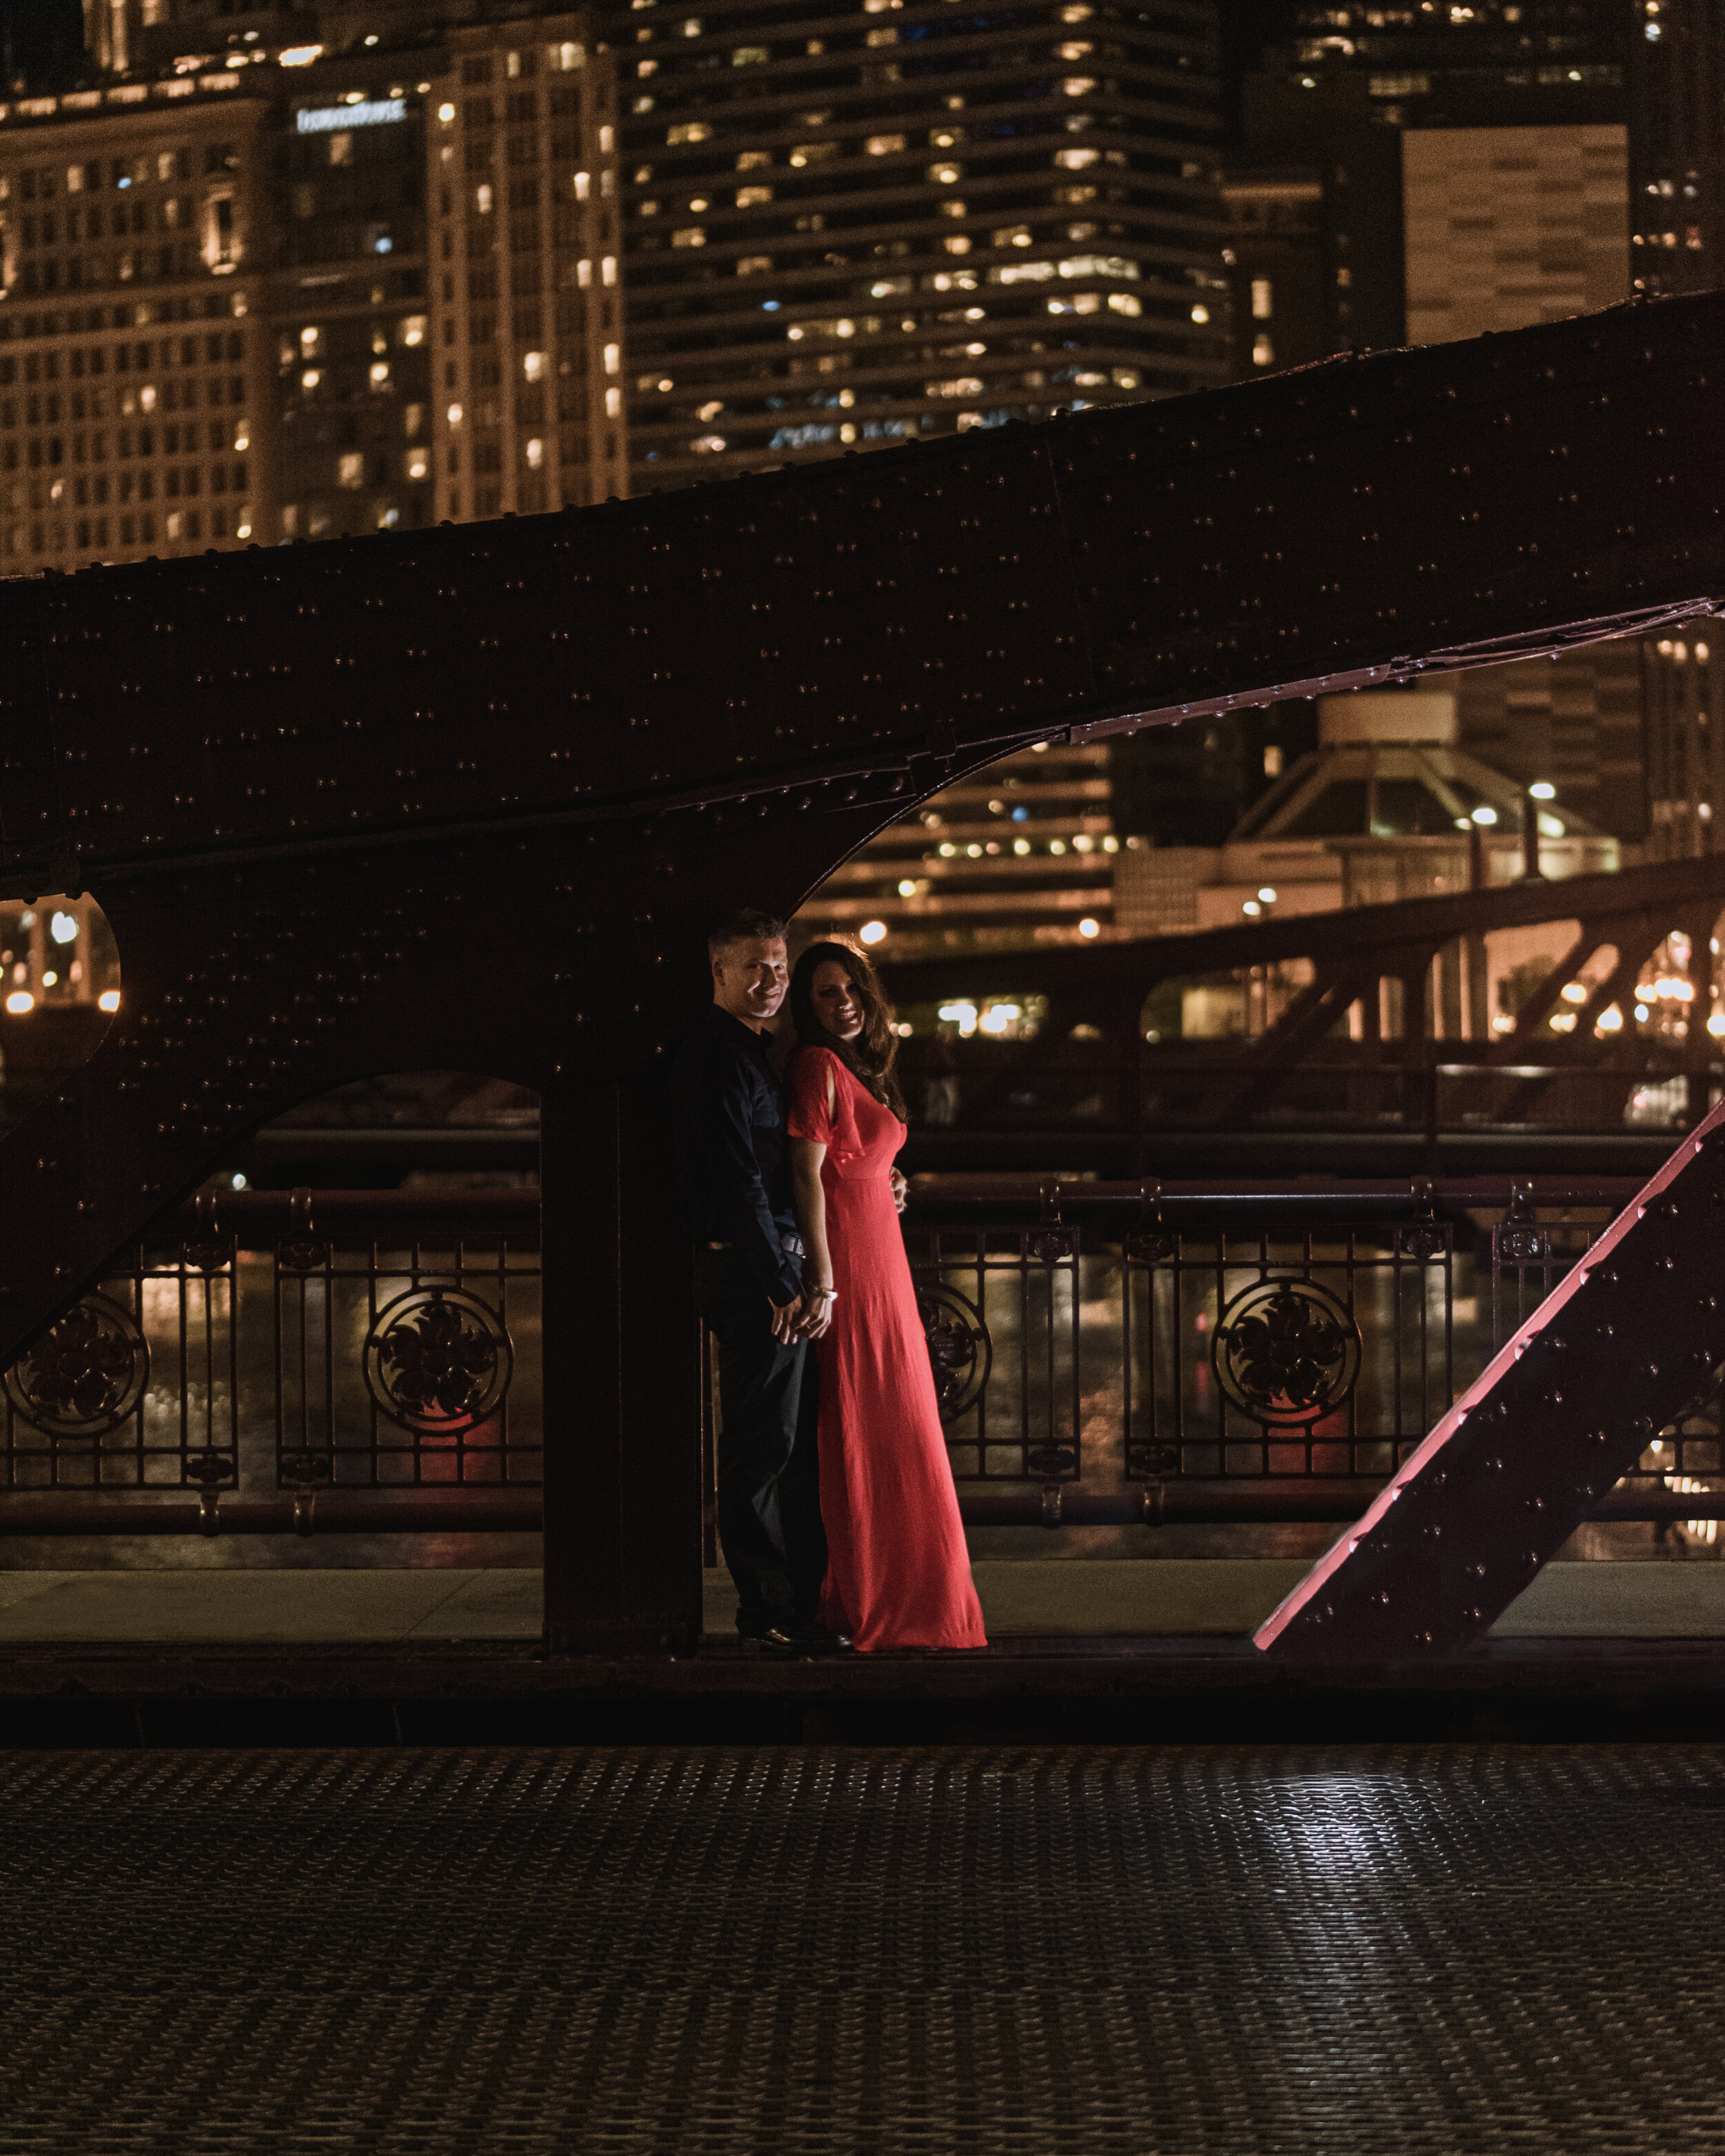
[0,1,1719,2148]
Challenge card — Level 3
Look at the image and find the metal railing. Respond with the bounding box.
[1,1178,1717,1539]
[901,1179,1628,1524]
[0,1191,540,1534]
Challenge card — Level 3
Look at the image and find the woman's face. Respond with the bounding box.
[810,959,865,1042]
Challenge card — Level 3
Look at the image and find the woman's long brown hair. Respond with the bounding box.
[788,940,908,1121]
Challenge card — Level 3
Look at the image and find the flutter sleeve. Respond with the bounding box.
[787,1047,840,1144]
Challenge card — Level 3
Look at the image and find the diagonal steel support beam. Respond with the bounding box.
[1255,1100,1725,1659]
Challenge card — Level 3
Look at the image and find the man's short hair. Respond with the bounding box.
[708,907,787,962]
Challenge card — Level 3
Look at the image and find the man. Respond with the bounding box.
[678,907,845,1654]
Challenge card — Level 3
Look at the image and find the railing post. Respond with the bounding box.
[540,1069,703,1657]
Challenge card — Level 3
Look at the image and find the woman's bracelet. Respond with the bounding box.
[805,1285,838,1302]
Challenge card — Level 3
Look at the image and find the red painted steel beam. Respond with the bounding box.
[1255,1100,1725,1658]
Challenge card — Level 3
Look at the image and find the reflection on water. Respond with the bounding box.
[924,1229,1473,1494]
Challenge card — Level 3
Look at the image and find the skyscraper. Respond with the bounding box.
[0,2,624,573]
[1225,0,1723,361]
[428,17,627,521]
[0,78,275,569]
[609,0,1232,491]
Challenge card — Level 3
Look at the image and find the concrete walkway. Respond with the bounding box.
[0,1559,1723,1643]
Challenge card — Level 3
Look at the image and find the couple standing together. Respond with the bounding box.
[678,908,987,1655]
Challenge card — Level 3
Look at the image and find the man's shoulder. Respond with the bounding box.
[677,1009,770,1080]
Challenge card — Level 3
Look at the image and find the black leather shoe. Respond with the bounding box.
[738,1616,850,1656]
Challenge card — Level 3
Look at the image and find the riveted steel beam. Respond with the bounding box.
[1256,1100,1725,1657]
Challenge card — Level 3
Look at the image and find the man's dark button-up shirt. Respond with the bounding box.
[677,1005,802,1305]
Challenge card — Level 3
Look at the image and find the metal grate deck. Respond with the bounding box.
[2,1745,1724,2152]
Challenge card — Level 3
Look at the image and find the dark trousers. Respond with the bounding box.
[694,1247,827,1629]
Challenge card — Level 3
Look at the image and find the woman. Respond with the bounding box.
[785,940,987,1652]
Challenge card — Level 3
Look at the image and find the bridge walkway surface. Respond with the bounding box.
[5,1564,1725,1750]
[4,1559,1725,1645]
[3,1739,1725,2153]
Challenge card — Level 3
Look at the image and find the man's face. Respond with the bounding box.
[712,937,789,1027]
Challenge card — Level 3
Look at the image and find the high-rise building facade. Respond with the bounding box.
[794,739,1121,956]
[607,0,1231,490]
[0,2,624,573]
[1401,122,1628,345]
[274,57,435,544]
[1225,1,1724,371]
[428,15,627,520]
[0,78,274,568]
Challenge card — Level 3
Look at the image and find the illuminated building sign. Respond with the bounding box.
[295,99,406,133]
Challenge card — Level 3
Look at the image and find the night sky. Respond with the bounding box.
[0,0,86,90]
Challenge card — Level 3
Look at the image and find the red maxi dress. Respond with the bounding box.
[787,1047,987,1652]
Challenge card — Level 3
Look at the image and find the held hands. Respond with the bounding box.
[771,1286,836,1342]
[797,1284,836,1341]
[890,1168,909,1216]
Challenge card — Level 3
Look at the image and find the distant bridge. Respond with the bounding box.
[883,848,1725,1178]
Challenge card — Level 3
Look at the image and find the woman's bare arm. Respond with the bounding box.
[789,1137,835,1340]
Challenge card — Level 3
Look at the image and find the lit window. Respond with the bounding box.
[601,256,617,284]
[300,326,320,355]
[525,438,544,469]
[1251,277,1272,319]
[407,449,428,479]
[300,369,320,390]
[1252,335,1274,366]
[1078,918,1100,939]
[4,991,32,1014]
[605,386,621,417]
[476,183,493,213]
[1190,304,1209,324]
[338,452,364,488]
[437,101,456,121]
[402,315,426,346]
[574,171,591,200]
[523,351,546,382]
[866,135,905,155]
[577,259,593,288]
[447,402,464,426]
[98,989,120,1012]
[369,362,390,389]
[604,343,620,373]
